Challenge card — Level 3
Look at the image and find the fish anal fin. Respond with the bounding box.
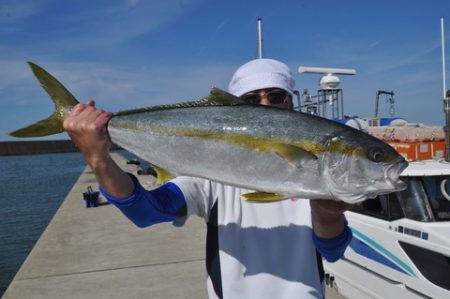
[272,143,317,168]
[153,164,177,185]
[241,192,288,203]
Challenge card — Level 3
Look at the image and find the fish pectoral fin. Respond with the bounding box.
[272,143,318,168]
[241,192,288,203]
[152,164,177,185]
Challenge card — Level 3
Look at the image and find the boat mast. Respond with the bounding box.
[257,18,263,59]
[441,17,450,161]
[442,17,447,98]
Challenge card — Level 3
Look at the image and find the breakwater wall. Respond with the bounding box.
[0,140,121,156]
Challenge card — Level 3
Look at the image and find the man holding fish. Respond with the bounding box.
[11,56,407,298]
[63,58,353,298]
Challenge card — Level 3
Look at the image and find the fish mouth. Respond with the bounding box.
[386,158,409,191]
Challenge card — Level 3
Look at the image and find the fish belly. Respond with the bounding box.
[108,126,329,199]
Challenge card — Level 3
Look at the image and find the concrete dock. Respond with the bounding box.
[2,153,345,299]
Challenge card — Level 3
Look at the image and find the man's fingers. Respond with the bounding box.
[94,110,113,128]
[70,103,87,117]
[64,99,113,135]
[70,100,96,116]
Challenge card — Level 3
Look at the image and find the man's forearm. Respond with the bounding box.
[89,155,135,199]
[311,212,346,238]
[63,100,133,198]
[310,199,353,238]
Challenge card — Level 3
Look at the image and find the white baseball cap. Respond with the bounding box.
[228,58,296,97]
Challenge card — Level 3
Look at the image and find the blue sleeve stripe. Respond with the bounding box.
[100,173,187,228]
[99,174,142,206]
[313,224,353,262]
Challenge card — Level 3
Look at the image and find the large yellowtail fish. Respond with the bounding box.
[10,62,408,203]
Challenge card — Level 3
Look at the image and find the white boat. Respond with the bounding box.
[254,17,450,298]
[323,158,450,299]
[296,60,450,299]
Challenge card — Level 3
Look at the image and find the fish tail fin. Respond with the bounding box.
[9,62,79,137]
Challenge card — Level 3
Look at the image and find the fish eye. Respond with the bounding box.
[367,147,385,162]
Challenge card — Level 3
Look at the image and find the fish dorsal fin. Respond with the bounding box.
[115,87,244,116]
[207,87,245,105]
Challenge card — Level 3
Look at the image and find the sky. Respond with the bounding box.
[1,0,450,141]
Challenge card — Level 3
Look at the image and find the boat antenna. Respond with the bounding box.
[441,17,450,162]
[442,17,447,99]
[298,66,356,119]
[298,67,357,89]
[257,17,263,59]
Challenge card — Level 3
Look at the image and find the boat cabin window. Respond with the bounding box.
[422,176,450,221]
[395,178,434,222]
[351,176,450,222]
[350,193,404,220]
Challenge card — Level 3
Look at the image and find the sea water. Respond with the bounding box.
[0,152,86,296]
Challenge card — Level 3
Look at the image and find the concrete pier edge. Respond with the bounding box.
[2,153,345,299]
[2,153,208,299]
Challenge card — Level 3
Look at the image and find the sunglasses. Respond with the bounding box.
[240,88,291,105]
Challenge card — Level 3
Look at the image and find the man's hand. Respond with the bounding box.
[310,199,353,238]
[63,100,134,199]
[63,100,113,169]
